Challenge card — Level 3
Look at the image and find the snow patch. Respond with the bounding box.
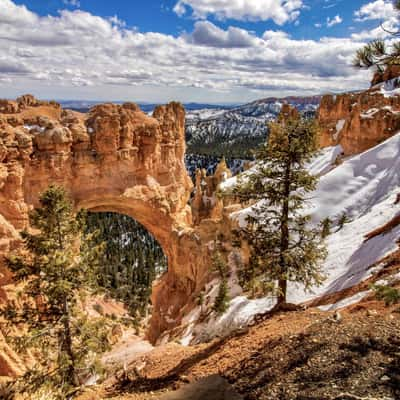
[381,77,400,97]
[191,296,276,343]
[318,290,371,312]
[334,120,345,140]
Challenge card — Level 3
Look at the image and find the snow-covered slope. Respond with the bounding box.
[186,96,321,156]
[180,133,400,343]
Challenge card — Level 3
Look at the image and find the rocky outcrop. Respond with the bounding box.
[0,95,244,375]
[0,95,204,373]
[318,83,400,155]
[371,65,400,86]
[191,158,232,224]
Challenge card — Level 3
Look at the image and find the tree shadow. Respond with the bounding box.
[110,331,247,396]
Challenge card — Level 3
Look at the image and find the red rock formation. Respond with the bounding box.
[192,158,232,224]
[0,96,203,373]
[318,88,400,155]
[371,65,400,86]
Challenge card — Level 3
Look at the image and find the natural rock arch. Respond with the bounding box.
[0,96,216,346]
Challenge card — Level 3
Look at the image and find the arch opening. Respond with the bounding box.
[84,211,168,322]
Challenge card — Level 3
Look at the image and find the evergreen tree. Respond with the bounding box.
[337,212,350,231]
[84,212,167,321]
[321,217,332,239]
[213,278,230,314]
[353,1,400,74]
[212,249,230,314]
[232,113,326,304]
[0,185,110,398]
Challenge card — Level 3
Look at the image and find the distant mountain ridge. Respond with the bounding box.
[186,95,322,157]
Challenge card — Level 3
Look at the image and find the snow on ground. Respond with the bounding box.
[186,108,228,120]
[307,145,343,176]
[334,120,345,140]
[188,296,276,344]
[317,290,371,312]
[189,134,400,342]
[220,145,342,192]
[308,132,400,224]
[380,77,400,97]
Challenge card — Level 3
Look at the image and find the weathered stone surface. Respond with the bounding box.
[371,65,400,86]
[0,95,206,375]
[318,88,400,155]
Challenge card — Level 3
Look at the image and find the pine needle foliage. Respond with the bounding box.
[84,212,167,321]
[371,284,400,306]
[353,1,400,73]
[0,185,110,398]
[321,217,332,239]
[337,212,350,231]
[212,249,230,314]
[232,115,327,304]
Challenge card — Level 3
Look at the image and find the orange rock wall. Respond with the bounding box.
[318,90,400,155]
[0,96,220,375]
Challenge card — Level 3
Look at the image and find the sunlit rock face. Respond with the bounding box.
[0,95,212,374]
[318,83,400,156]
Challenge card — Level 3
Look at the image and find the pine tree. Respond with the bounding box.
[337,212,350,231]
[213,278,230,314]
[84,212,167,323]
[212,249,230,314]
[0,185,110,398]
[321,217,332,239]
[353,1,400,74]
[232,112,327,304]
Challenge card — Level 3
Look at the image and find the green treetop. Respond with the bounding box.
[1,185,110,398]
[232,113,326,304]
[353,1,400,74]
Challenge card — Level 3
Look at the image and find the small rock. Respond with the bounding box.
[180,375,191,383]
[381,375,391,382]
[333,311,342,322]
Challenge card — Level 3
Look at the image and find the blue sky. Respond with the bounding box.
[1,0,397,103]
[12,0,377,39]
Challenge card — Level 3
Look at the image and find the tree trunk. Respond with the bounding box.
[278,278,287,304]
[61,299,77,386]
[278,158,291,305]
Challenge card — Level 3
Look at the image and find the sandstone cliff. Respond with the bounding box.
[0,95,199,375]
[0,95,243,376]
[318,82,400,155]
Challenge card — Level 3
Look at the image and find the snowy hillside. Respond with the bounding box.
[179,133,400,344]
[186,96,321,157]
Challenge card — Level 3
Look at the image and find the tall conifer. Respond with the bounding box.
[1,185,109,398]
[232,111,326,304]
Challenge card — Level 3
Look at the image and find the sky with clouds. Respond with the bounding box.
[0,0,398,103]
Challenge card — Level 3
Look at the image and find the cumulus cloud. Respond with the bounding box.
[327,15,343,27]
[187,21,257,48]
[0,0,376,101]
[354,0,394,21]
[173,0,303,25]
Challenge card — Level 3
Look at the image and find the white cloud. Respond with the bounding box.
[354,0,394,21]
[173,0,303,25]
[187,21,258,48]
[0,0,37,25]
[63,0,80,7]
[0,0,375,102]
[327,15,343,27]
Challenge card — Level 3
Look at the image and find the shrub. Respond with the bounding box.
[371,284,400,306]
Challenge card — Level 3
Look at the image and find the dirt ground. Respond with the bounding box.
[77,295,400,400]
